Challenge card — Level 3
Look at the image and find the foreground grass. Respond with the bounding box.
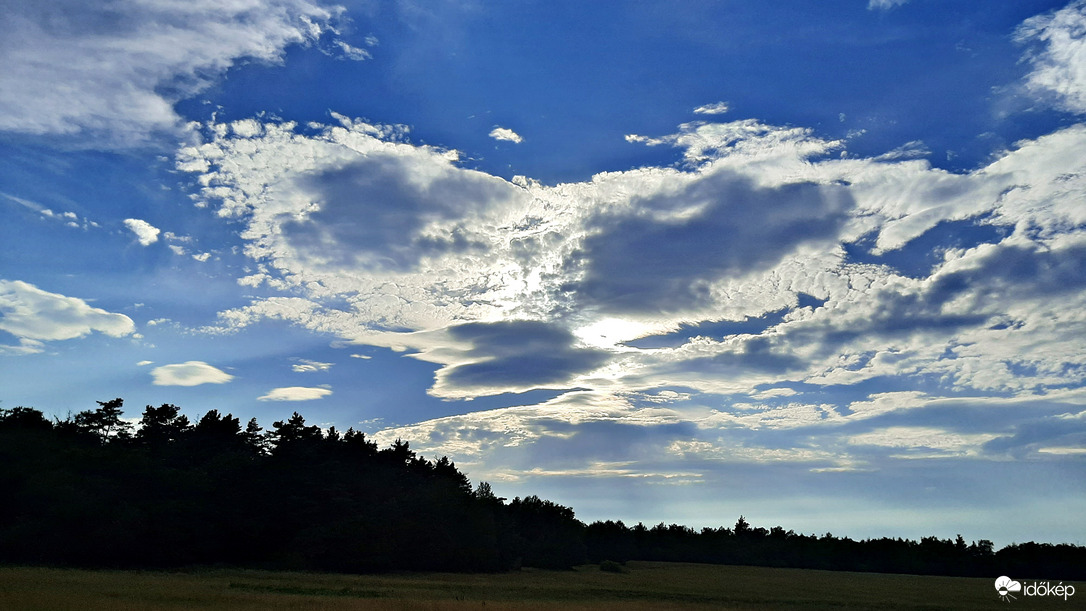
[0,561,1062,610]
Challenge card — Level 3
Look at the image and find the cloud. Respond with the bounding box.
[181,91,1086,404]
[868,0,909,10]
[0,279,135,354]
[280,153,517,271]
[0,0,348,144]
[430,321,612,397]
[124,218,160,246]
[693,102,729,115]
[258,386,333,401]
[566,170,853,314]
[1017,0,1086,114]
[489,127,523,143]
[150,361,234,386]
[292,359,333,373]
[848,426,1000,457]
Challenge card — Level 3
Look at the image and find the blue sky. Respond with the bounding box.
[2,0,1086,546]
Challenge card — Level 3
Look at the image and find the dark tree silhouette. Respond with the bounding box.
[1,399,1083,579]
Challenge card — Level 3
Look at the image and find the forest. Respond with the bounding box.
[1,399,1083,580]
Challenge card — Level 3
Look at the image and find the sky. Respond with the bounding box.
[2,0,1086,547]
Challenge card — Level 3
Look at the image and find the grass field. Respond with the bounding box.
[0,561,1068,610]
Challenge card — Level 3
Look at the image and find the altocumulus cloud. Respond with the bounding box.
[258,386,333,401]
[151,361,234,386]
[0,280,134,354]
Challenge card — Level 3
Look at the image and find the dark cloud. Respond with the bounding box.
[793,243,1086,357]
[929,242,1086,303]
[442,320,611,389]
[282,155,510,270]
[981,415,1086,459]
[563,171,853,314]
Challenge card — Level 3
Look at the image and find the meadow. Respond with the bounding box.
[0,561,1062,610]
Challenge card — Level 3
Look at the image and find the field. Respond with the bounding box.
[0,561,1065,610]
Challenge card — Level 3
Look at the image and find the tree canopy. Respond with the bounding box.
[1,400,1082,579]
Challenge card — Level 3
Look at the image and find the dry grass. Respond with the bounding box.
[0,562,1065,610]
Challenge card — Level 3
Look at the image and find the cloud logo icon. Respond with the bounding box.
[995,576,1022,601]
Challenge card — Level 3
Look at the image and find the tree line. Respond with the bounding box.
[1,400,1082,579]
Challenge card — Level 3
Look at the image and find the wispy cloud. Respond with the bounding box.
[1016,0,1086,114]
[868,0,910,10]
[0,0,350,144]
[693,101,729,115]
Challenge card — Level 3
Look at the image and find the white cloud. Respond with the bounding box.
[848,426,1000,457]
[292,359,333,373]
[258,386,333,401]
[151,361,234,386]
[1037,446,1086,455]
[329,40,372,61]
[136,360,154,366]
[693,101,729,115]
[0,0,349,144]
[123,218,161,246]
[1017,0,1086,114]
[489,126,523,143]
[0,280,135,354]
[186,111,1084,404]
[178,22,1086,408]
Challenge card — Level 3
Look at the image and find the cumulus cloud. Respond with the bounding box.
[489,127,523,143]
[258,386,333,401]
[124,218,160,246]
[151,361,234,386]
[0,280,135,354]
[0,0,349,144]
